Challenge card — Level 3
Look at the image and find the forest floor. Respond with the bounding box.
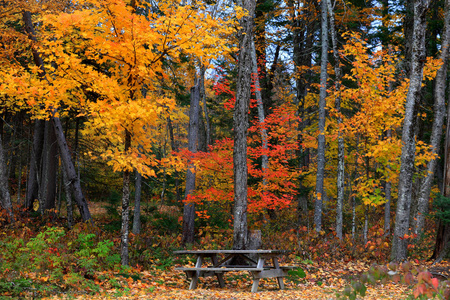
[2,201,448,299]
[41,259,450,299]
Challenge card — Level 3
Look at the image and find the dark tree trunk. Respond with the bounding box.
[233,0,255,250]
[167,115,182,202]
[25,119,45,210]
[255,0,272,117]
[314,0,328,233]
[62,165,73,228]
[0,134,14,223]
[132,171,142,235]
[199,64,211,148]
[53,116,92,222]
[391,0,431,262]
[182,84,201,245]
[291,0,317,228]
[403,0,415,77]
[41,121,58,211]
[198,105,208,153]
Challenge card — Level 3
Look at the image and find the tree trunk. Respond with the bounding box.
[403,0,415,77]
[415,0,450,235]
[314,0,328,233]
[391,0,431,262]
[327,0,345,240]
[62,165,74,228]
[384,181,392,235]
[182,84,201,245]
[199,64,211,148]
[52,116,92,222]
[41,121,58,212]
[198,105,208,153]
[251,39,269,198]
[120,130,131,266]
[167,115,181,202]
[0,134,14,223]
[233,0,255,250]
[291,0,317,228]
[25,119,45,210]
[255,0,272,117]
[132,171,142,235]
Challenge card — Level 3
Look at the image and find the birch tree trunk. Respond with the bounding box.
[233,0,255,250]
[327,0,345,239]
[182,84,200,245]
[415,0,450,235]
[120,130,131,266]
[391,0,430,262]
[314,0,328,233]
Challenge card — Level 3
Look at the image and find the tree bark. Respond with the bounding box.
[182,84,201,245]
[391,0,431,262]
[250,39,269,197]
[167,115,182,202]
[41,121,58,212]
[132,170,142,235]
[403,0,415,77]
[415,0,450,235]
[233,0,255,250]
[291,0,317,228]
[327,0,345,240]
[0,134,14,223]
[199,64,211,148]
[385,129,393,235]
[25,119,45,210]
[314,0,328,233]
[120,130,131,266]
[52,116,92,222]
[62,165,73,228]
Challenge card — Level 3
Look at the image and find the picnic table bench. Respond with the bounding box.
[173,249,296,292]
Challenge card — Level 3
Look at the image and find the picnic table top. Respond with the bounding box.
[173,249,291,255]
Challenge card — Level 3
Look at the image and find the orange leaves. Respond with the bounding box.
[31,0,237,177]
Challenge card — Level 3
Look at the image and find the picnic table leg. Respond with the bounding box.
[272,257,285,290]
[189,255,203,290]
[251,257,265,292]
[211,254,225,288]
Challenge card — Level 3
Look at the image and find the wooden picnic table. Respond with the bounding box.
[173,249,295,292]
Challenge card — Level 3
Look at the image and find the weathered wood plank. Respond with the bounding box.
[252,269,287,279]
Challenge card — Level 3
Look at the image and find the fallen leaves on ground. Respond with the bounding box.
[41,260,419,300]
